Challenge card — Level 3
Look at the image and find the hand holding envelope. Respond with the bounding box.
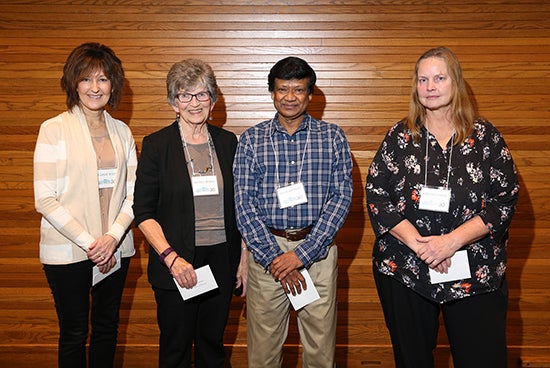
[286,269,320,310]
[174,265,218,300]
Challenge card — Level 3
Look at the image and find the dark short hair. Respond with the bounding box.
[268,56,316,94]
[60,42,125,110]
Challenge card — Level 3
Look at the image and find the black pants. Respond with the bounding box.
[44,257,131,368]
[153,242,234,368]
[374,267,508,368]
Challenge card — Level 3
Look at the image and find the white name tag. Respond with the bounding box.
[191,175,219,196]
[98,168,117,189]
[418,186,451,213]
[276,182,308,209]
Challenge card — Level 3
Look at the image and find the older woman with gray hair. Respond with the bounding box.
[133,59,247,367]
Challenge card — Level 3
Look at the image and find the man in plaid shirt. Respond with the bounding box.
[233,56,353,368]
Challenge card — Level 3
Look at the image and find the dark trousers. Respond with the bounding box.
[153,242,234,368]
[373,267,508,368]
[44,257,131,368]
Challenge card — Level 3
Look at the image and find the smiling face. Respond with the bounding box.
[77,69,111,112]
[416,56,454,114]
[271,78,312,128]
[171,85,214,127]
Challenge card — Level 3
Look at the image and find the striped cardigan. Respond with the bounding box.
[34,106,136,265]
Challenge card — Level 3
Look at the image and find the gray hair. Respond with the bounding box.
[166,59,218,105]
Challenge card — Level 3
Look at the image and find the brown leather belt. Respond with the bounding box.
[268,226,313,241]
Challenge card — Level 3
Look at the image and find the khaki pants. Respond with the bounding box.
[246,237,338,368]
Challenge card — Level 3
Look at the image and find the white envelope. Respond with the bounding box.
[429,250,471,284]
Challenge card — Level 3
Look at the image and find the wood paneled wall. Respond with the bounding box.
[1,1,549,367]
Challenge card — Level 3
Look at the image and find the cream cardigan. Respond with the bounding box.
[34,106,136,265]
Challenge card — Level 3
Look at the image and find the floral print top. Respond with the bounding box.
[366,119,519,303]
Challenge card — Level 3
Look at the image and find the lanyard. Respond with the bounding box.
[424,121,454,189]
[269,119,310,188]
[178,122,215,176]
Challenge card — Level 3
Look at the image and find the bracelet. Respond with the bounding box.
[169,256,179,273]
[159,247,175,265]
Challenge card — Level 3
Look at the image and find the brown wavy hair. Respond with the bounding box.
[60,42,125,110]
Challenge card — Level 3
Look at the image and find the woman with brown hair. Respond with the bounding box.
[34,42,136,367]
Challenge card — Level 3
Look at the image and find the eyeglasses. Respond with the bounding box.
[176,91,211,103]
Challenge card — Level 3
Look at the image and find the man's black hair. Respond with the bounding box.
[268,56,316,94]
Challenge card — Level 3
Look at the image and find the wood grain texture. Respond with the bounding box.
[1,0,549,366]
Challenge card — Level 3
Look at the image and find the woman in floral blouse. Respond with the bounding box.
[366,47,519,368]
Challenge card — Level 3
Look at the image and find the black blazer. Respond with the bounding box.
[133,121,241,289]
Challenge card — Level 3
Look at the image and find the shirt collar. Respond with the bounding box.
[270,113,319,135]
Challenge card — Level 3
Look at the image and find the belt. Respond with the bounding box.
[268,226,313,241]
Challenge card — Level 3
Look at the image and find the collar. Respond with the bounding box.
[269,113,319,136]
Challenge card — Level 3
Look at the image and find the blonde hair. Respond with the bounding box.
[405,47,477,145]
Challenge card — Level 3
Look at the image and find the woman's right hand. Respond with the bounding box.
[88,234,117,266]
[168,254,197,289]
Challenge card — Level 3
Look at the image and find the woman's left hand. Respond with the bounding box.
[97,255,117,274]
[170,256,197,289]
[88,234,118,266]
[235,244,249,297]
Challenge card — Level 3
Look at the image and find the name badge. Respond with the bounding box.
[276,182,308,209]
[98,168,117,189]
[418,186,451,213]
[191,175,219,196]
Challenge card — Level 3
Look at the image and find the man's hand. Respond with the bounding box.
[270,250,303,281]
[280,269,307,296]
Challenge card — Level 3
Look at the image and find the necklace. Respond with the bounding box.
[424,120,454,189]
[92,136,107,166]
[91,134,109,141]
[85,113,110,164]
[178,122,215,175]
